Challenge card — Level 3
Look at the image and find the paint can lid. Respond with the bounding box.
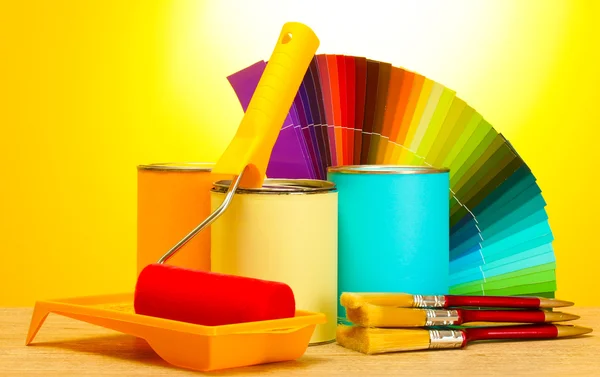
[137,162,214,172]
[211,179,336,195]
[327,165,449,175]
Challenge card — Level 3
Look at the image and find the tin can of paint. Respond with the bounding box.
[210,179,338,345]
[327,165,450,323]
[136,162,228,275]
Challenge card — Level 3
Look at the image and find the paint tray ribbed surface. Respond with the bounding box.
[26,293,326,372]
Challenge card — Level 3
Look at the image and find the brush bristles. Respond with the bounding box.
[346,304,427,327]
[340,292,414,309]
[336,325,431,354]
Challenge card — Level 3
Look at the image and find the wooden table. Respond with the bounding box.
[1,307,598,376]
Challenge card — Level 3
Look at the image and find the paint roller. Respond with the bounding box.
[134,22,320,326]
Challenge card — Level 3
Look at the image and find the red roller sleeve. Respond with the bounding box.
[134,264,296,326]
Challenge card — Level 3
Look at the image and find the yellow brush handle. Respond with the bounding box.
[212,22,319,187]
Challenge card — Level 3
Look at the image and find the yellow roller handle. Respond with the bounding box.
[212,22,320,188]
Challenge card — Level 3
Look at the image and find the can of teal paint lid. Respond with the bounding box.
[327,165,450,323]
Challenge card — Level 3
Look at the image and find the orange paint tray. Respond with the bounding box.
[26,293,327,371]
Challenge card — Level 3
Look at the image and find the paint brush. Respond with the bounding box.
[345,303,579,327]
[336,324,593,355]
[340,292,574,309]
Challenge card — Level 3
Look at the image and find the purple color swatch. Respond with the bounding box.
[226,61,314,179]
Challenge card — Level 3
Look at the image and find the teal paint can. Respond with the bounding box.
[327,165,450,322]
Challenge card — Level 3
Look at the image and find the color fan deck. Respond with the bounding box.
[227,54,555,298]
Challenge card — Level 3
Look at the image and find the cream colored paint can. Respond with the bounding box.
[210,179,338,345]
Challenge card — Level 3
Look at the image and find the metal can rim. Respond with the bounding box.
[327,165,450,175]
[137,162,214,172]
[211,179,337,195]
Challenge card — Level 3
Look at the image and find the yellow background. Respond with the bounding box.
[1,0,599,306]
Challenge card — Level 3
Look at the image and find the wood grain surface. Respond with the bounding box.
[1,307,598,376]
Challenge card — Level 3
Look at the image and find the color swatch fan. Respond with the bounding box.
[227,55,556,298]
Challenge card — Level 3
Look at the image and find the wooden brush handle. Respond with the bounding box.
[446,295,544,308]
[464,324,558,342]
[460,309,547,324]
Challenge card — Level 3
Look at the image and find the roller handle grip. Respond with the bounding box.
[213,22,320,187]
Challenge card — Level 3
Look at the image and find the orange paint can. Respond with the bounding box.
[136,162,226,275]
